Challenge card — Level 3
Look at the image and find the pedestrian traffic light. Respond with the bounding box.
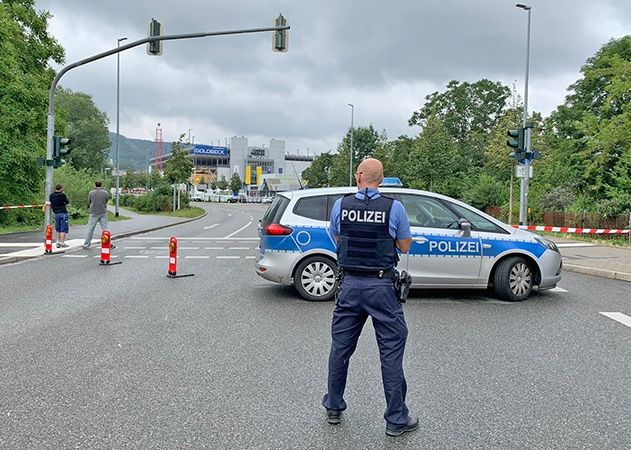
[147,18,163,55]
[53,136,71,168]
[273,14,288,52]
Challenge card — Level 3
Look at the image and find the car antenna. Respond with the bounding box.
[290,160,304,189]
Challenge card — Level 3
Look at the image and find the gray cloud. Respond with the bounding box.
[36,0,630,153]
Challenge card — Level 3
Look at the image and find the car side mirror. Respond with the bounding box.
[459,219,471,238]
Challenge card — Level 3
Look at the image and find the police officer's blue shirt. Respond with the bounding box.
[329,189,411,243]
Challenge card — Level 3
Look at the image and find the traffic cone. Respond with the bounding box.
[44,224,53,255]
[168,236,178,276]
[167,236,194,278]
[99,230,122,266]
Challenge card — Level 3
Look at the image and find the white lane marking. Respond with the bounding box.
[229,247,250,250]
[62,254,88,258]
[245,256,256,259]
[228,213,232,217]
[150,247,169,250]
[0,243,42,248]
[93,255,120,258]
[556,243,597,248]
[129,237,258,241]
[125,255,149,259]
[124,246,147,249]
[217,256,239,259]
[600,312,631,329]
[185,256,209,259]
[224,221,253,239]
[178,246,200,250]
[155,256,169,259]
[203,224,219,230]
[549,287,568,293]
[205,247,224,250]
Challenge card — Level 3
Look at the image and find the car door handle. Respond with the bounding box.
[414,237,428,244]
[482,243,491,249]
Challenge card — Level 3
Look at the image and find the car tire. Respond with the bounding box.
[493,256,533,302]
[294,256,338,301]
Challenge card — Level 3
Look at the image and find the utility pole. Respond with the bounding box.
[516,3,532,225]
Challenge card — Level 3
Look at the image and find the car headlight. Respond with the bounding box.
[534,235,559,253]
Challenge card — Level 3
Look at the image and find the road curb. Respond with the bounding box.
[563,263,631,282]
[0,211,207,266]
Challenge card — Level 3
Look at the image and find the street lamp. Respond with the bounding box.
[516,3,531,225]
[347,103,354,187]
[115,36,127,217]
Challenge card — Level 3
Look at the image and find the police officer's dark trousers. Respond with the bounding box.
[322,274,410,429]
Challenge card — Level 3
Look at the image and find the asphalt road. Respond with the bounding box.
[1,204,630,449]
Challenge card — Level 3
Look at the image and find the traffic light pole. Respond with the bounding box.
[43,22,290,227]
[517,4,532,225]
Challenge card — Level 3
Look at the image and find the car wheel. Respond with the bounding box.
[493,256,533,302]
[294,256,338,301]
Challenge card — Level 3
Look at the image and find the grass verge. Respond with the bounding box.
[123,206,205,219]
[0,211,129,235]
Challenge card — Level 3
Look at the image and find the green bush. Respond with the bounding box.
[53,166,111,215]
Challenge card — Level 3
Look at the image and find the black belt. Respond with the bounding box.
[343,269,395,278]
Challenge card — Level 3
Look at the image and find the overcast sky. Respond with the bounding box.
[36,0,629,155]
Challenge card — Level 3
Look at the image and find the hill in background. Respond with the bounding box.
[106,132,172,171]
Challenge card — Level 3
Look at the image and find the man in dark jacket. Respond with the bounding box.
[49,184,70,248]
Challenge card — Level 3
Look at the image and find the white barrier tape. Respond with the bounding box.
[513,225,631,234]
[0,204,47,210]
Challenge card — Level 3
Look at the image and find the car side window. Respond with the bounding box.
[398,194,459,228]
[293,195,328,221]
[327,194,344,221]
[448,203,508,234]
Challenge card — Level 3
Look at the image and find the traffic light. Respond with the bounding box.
[507,128,526,160]
[273,14,288,52]
[53,136,71,168]
[147,18,163,55]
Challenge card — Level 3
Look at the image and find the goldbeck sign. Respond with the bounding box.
[192,145,228,156]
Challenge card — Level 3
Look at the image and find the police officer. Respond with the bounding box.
[322,158,417,437]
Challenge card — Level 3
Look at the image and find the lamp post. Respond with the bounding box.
[516,3,531,225]
[347,103,354,186]
[115,36,127,217]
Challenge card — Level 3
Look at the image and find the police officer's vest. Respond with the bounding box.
[337,192,397,271]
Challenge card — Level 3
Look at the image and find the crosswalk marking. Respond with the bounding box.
[599,312,631,329]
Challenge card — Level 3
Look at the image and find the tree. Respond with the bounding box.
[217,175,229,191]
[0,0,64,225]
[55,87,110,172]
[230,172,242,194]
[163,134,194,185]
[329,125,385,186]
[405,117,459,192]
[302,152,334,188]
[545,36,631,211]
[409,79,510,170]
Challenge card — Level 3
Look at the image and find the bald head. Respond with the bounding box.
[356,158,384,188]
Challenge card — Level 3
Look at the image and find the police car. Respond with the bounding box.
[255,187,562,302]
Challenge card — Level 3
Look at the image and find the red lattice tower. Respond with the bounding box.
[155,123,163,171]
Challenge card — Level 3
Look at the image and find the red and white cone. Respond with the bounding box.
[167,236,194,278]
[100,230,111,264]
[44,224,53,255]
[168,236,178,276]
